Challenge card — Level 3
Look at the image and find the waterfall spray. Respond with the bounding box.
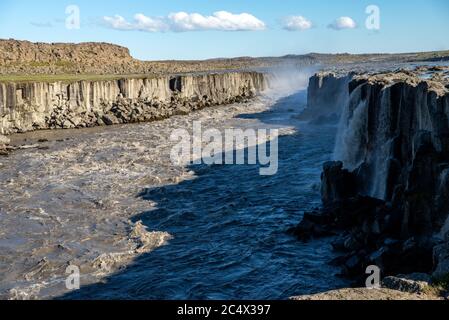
[333,83,368,171]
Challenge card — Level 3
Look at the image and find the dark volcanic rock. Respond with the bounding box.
[297,72,351,122]
[293,67,449,283]
[382,273,431,294]
[292,194,436,281]
[321,161,357,206]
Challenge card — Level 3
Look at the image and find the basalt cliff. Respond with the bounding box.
[292,66,449,289]
[0,72,267,137]
[0,40,275,151]
[297,72,351,124]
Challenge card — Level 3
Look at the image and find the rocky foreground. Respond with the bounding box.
[293,271,448,300]
[293,288,441,300]
[291,65,449,299]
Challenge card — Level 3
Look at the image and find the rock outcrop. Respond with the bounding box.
[291,66,449,286]
[0,72,267,134]
[0,40,133,67]
[0,134,10,155]
[0,39,313,75]
[292,272,443,300]
[382,273,432,294]
[334,67,449,227]
[297,72,351,124]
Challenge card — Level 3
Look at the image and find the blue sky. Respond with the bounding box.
[0,0,448,60]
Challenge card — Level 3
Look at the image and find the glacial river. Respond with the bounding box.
[0,86,348,300]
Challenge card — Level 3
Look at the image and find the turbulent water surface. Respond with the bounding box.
[0,86,349,300]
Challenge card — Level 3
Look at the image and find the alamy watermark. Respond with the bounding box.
[170,121,279,176]
[65,5,80,30]
[65,265,80,290]
[365,5,381,30]
[366,265,381,289]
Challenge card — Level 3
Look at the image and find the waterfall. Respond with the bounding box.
[261,65,319,101]
[333,84,368,171]
[369,87,392,200]
[333,83,393,200]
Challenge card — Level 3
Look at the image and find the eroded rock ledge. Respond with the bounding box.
[0,72,267,135]
[291,66,449,292]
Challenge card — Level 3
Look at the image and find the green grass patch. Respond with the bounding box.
[424,273,449,297]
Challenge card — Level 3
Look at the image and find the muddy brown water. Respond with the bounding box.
[0,89,348,299]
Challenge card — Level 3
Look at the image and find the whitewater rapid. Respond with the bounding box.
[0,76,348,299]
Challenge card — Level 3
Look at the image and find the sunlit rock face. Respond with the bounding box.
[0,72,268,134]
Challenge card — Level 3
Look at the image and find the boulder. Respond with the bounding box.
[102,114,120,126]
[0,135,10,146]
[0,134,11,156]
[382,273,431,294]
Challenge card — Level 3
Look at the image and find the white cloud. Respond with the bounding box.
[328,17,357,30]
[103,11,266,32]
[282,16,313,31]
[103,15,134,30]
[169,11,265,31]
[103,14,168,32]
[134,14,169,32]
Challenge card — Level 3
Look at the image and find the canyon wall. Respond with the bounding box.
[0,72,268,135]
[331,70,449,277]
[333,72,449,235]
[297,72,351,123]
[294,68,449,280]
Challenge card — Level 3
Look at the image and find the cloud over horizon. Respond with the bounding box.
[103,11,266,32]
[328,16,357,30]
[282,16,313,31]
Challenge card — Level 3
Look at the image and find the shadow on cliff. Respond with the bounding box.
[57,90,347,300]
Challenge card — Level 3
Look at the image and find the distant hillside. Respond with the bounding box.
[0,39,448,78]
[0,39,133,64]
